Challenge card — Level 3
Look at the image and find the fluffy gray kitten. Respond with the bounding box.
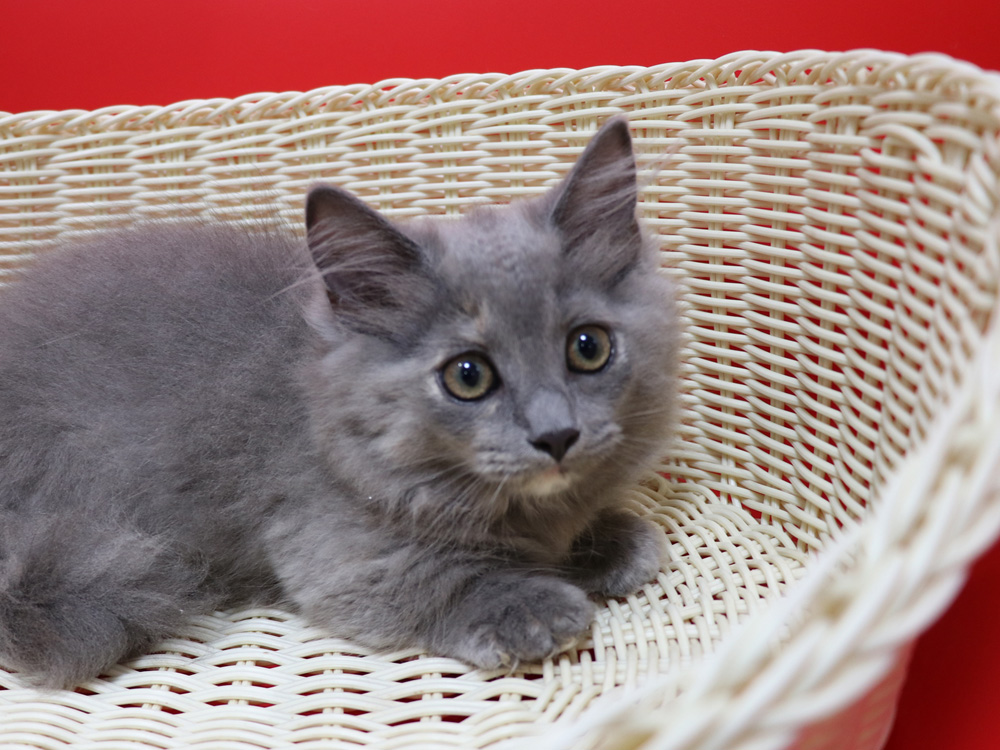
[0,117,678,688]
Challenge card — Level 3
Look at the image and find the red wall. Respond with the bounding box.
[3,0,998,112]
[3,2,999,748]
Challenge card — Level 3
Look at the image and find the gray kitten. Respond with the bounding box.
[0,118,678,688]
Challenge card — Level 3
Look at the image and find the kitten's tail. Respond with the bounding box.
[0,510,210,688]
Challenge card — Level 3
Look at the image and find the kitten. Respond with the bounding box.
[0,117,678,688]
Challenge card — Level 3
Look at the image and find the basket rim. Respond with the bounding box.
[3,48,1000,130]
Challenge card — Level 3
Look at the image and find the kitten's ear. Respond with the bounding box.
[548,117,643,283]
[306,185,434,338]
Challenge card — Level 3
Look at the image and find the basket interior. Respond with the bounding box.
[1,52,999,748]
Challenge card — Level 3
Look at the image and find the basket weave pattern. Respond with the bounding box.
[1,50,999,750]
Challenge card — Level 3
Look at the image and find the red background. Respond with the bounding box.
[3,2,999,747]
[3,0,999,112]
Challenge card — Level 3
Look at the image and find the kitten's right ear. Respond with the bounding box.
[305,185,434,338]
[547,117,643,285]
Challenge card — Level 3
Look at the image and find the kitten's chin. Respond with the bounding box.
[522,466,573,497]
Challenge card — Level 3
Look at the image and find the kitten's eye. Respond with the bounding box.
[567,325,613,373]
[440,353,497,401]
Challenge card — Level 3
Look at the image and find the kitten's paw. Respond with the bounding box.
[442,576,594,670]
[570,511,665,598]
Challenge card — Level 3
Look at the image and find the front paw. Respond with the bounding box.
[439,575,594,669]
[570,511,665,598]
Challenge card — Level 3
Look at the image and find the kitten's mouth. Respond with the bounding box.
[522,465,573,497]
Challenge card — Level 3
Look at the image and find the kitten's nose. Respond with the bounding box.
[530,428,580,462]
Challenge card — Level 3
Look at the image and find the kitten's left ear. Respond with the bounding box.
[305,185,435,339]
[548,117,642,282]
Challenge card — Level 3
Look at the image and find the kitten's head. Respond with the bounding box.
[302,118,678,537]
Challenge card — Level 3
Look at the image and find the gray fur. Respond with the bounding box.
[0,118,679,687]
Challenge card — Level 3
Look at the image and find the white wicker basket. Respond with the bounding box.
[1,49,999,750]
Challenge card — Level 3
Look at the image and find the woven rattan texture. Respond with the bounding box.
[2,50,1000,750]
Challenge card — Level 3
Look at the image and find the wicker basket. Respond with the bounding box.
[1,49,999,750]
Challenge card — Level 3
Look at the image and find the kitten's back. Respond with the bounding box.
[0,223,311,377]
[0,223,324,686]
[0,223,317,520]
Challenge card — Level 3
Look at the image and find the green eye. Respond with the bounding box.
[441,353,497,401]
[567,325,613,373]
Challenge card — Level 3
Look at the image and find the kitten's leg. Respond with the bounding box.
[0,512,209,688]
[267,519,593,669]
[428,567,595,669]
[567,509,665,598]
